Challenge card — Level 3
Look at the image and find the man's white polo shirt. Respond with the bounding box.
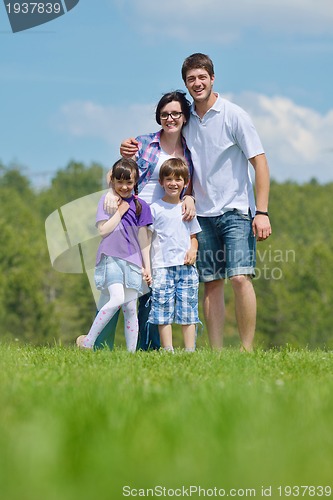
[183,93,264,217]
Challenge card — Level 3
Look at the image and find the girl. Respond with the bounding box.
[76,158,152,351]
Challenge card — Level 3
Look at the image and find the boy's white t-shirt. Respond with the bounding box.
[149,199,201,269]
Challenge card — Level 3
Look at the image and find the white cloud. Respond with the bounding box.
[55,100,157,145]
[56,95,333,183]
[228,92,333,182]
[113,0,333,42]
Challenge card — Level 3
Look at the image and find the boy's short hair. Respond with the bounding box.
[181,53,215,82]
[159,158,189,185]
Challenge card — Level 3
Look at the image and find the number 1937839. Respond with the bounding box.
[6,2,62,14]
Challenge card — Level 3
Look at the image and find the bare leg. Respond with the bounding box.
[158,324,174,351]
[182,324,196,351]
[203,280,225,349]
[230,275,256,352]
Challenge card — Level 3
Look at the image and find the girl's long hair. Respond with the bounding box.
[109,158,142,216]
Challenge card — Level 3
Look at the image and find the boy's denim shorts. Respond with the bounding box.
[149,265,199,325]
[196,210,256,282]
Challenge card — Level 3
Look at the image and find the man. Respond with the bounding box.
[121,53,272,351]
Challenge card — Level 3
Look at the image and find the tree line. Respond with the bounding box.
[0,161,332,349]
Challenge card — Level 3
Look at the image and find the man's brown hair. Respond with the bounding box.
[181,53,215,82]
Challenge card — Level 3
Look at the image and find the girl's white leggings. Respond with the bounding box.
[83,283,138,352]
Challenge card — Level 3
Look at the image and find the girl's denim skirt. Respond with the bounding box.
[95,254,144,294]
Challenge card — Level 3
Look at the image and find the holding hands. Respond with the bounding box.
[117,200,130,217]
[142,268,152,287]
[104,190,121,214]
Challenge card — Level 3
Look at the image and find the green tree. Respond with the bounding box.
[0,186,57,342]
[37,161,104,218]
[1,162,333,349]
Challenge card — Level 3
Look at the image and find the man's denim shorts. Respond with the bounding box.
[196,210,256,282]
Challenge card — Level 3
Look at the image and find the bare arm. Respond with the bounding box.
[98,201,129,238]
[138,226,152,286]
[184,234,198,265]
[181,196,196,221]
[182,178,196,221]
[249,154,272,241]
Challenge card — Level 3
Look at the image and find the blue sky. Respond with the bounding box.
[1,0,333,187]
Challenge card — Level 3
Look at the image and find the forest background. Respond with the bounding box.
[1,160,332,350]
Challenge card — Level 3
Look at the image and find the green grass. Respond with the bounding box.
[0,344,332,500]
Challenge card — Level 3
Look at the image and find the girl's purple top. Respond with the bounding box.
[96,194,152,267]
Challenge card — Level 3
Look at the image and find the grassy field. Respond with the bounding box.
[0,344,332,500]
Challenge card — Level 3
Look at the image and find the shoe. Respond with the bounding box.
[76,335,91,349]
[162,346,174,353]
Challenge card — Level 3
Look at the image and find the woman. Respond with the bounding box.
[98,90,196,350]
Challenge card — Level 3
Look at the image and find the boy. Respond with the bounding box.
[148,158,201,352]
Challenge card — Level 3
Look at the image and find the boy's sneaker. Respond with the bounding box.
[162,346,174,353]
